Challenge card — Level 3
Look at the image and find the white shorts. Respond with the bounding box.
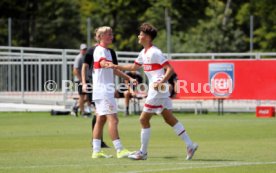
[94,97,117,116]
[143,98,173,114]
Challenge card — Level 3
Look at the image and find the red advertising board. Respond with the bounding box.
[170,59,276,100]
[256,106,275,118]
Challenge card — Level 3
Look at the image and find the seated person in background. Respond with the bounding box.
[115,71,143,116]
[168,72,178,98]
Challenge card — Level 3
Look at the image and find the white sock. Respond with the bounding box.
[113,139,123,152]
[90,140,93,151]
[173,122,193,147]
[93,139,101,153]
[140,128,151,154]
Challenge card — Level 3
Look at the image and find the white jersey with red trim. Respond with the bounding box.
[134,46,170,99]
[92,45,115,100]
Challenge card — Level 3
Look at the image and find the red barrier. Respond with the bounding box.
[170,59,276,100]
[256,106,275,118]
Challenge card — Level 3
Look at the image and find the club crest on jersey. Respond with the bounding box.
[209,63,234,97]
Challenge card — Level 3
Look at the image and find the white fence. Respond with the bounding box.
[0,46,276,110]
[0,46,139,105]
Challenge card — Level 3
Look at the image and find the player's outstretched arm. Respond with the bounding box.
[99,59,116,68]
[116,64,141,71]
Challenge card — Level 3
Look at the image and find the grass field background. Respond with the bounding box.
[0,112,276,173]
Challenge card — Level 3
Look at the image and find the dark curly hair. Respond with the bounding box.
[139,23,157,41]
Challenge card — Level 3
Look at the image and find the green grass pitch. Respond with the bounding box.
[0,112,276,173]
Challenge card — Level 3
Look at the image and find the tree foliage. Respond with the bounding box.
[180,0,246,53]
[0,0,275,52]
[236,0,276,52]
[0,0,82,48]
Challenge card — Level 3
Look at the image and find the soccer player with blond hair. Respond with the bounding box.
[82,26,135,159]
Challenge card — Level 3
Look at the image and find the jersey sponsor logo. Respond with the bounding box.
[209,63,234,97]
[143,64,152,71]
[143,64,162,71]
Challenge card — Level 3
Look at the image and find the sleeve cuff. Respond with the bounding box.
[134,61,142,66]
[161,61,169,67]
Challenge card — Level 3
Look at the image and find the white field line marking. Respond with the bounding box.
[0,161,220,169]
[0,161,275,170]
[115,161,276,173]
[0,161,215,169]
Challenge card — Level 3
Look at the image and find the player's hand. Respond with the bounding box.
[131,91,136,97]
[153,82,166,92]
[112,64,119,69]
[103,62,115,69]
[129,78,137,86]
[82,83,87,93]
[110,64,117,69]
[104,62,113,68]
[153,82,159,91]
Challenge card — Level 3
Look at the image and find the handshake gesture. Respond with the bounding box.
[104,62,118,69]
[104,62,137,86]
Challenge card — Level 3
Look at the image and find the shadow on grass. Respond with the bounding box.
[163,156,178,159]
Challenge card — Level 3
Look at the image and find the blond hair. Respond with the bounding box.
[95,26,112,42]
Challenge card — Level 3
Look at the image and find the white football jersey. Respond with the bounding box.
[134,46,170,99]
[92,45,115,100]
